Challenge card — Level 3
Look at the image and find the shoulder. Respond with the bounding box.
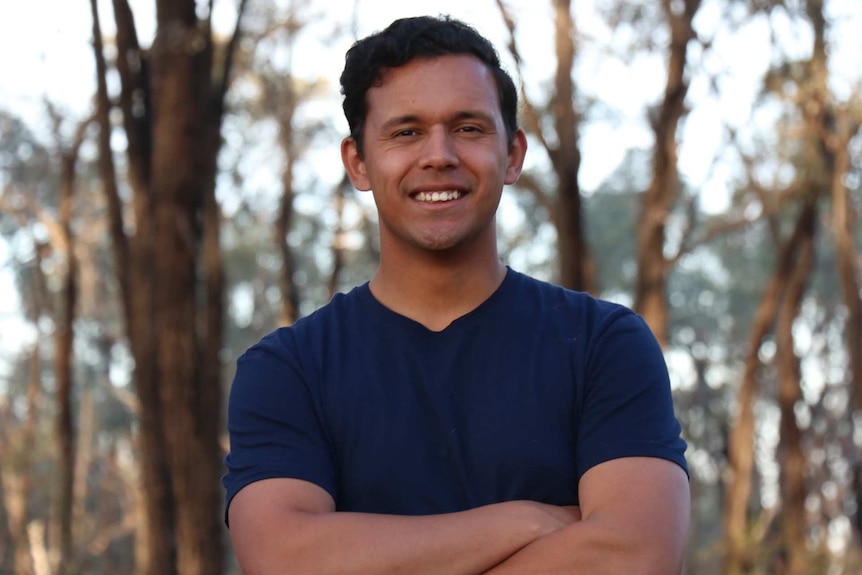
[229,283,373,418]
[503,270,663,372]
[505,269,635,337]
[240,283,372,364]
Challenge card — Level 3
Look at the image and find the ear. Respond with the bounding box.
[341,137,372,191]
[504,129,528,185]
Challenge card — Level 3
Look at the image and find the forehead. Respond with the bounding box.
[366,55,501,122]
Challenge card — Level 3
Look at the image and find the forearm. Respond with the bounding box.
[232,500,565,575]
[483,515,684,575]
[485,459,690,575]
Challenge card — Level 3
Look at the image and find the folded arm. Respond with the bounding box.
[484,457,690,575]
[228,477,580,575]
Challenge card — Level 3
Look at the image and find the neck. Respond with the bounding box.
[370,239,506,332]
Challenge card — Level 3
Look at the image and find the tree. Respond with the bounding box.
[495,0,592,292]
[88,0,248,572]
[633,0,702,347]
[255,1,316,326]
[46,108,91,575]
[1,109,83,574]
[722,0,862,570]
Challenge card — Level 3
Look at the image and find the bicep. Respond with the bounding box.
[229,478,335,574]
[579,457,690,570]
[223,341,337,526]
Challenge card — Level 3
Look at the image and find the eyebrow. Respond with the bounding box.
[380,114,421,132]
[379,110,497,132]
[452,110,497,126]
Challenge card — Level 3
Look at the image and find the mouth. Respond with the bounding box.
[412,190,464,203]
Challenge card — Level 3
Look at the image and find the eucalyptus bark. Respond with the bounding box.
[328,173,353,300]
[0,346,43,575]
[90,0,247,572]
[774,200,816,574]
[495,0,591,292]
[723,202,817,575]
[275,83,300,325]
[831,121,862,410]
[633,0,700,348]
[89,1,174,571]
[53,117,89,574]
[549,0,590,292]
[804,0,862,541]
[0,225,52,573]
[148,4,210,573]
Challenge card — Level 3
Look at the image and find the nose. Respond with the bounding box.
[419,127,459,170]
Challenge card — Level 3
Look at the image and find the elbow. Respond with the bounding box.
[575,517,687,575]
[639,549,686,575]
[233,543,321,575]
[594,542,685,575]
[230,514,323,575]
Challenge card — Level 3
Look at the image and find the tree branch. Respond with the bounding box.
[493,0,554,157]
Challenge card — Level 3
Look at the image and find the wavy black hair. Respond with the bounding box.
[340,15,519,156]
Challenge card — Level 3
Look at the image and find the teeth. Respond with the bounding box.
[416,191,462,202]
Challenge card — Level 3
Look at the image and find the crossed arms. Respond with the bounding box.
[228,456,690,575]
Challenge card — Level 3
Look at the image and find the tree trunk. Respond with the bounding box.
[0,346,43,575]
[91,0,246,571]
[494,0,591,292]
[633,0,700,347]
[89,2,175,572]
[276,96,300,326]
[723,202,817,575]
[191,4,238,569]
[774,199,816,574]
[328,173,352,300]
[52,117,89,575]
[149,3,223,573]
[0,227,54,574]
[549,0,591,292]
[831,119,862,411]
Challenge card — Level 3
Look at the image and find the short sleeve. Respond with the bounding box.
[222,329,336,526]
[575,309,688,481]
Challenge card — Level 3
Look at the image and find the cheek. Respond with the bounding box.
[367,154,411,187]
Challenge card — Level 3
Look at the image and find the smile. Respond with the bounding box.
[414,191,462,203]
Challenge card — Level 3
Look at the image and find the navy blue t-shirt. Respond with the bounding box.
[223,269,687,521]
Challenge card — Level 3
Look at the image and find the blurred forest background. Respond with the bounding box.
[0,0,860,573]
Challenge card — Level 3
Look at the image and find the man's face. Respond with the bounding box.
[341,54,526,256]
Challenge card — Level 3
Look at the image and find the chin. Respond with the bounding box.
[413,232,484,254]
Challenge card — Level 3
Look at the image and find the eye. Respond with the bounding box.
[456,125,485,135]
[395,129,418,137]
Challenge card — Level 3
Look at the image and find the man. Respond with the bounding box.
[224,15,689,574]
